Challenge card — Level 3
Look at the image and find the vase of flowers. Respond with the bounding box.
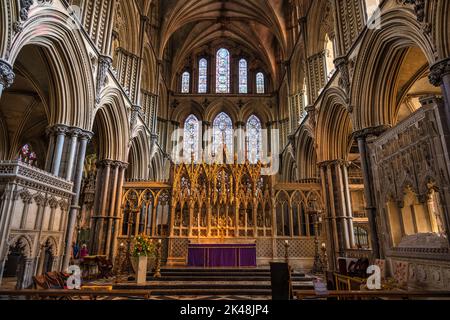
[132,235,155,284]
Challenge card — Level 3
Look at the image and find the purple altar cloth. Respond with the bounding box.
[187,244,257,267]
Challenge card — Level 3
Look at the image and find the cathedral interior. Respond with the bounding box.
[0,0,450,300]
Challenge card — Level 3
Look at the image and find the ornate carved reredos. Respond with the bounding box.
[1,0,450,291]
[371,104,447,204]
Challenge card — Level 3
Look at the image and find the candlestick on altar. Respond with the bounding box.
[284,240,290,264]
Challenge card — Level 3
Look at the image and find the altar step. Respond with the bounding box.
[115,268,316,297]
[153,267,309,281]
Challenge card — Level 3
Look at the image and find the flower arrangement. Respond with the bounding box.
[132,235,156,258]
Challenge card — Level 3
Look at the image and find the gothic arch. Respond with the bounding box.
[434,0,450,58]
[150,150,166,182]
[93,88,130,162]
[142,47,158,94]
[7,235,32,258]
[240,102,274,127]
[281,146,297,182]
[172,101,204,125]
[296,126,318,180]
[306,0,335,56]
[8,8,95,130]
[158,0,287,61]
[316,88,353,162]
[127,129,151,181]
[0,0,12,58]
[41,236,59,257]
[204,99,240,124]
[114,0,141,55]
[351,9,436,130]
[290,43,307,94]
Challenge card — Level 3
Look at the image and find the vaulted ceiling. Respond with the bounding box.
[149,0,311,88]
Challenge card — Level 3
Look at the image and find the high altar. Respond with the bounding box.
[120,158,324,268]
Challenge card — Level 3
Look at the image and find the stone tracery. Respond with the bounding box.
[0,0,449,292]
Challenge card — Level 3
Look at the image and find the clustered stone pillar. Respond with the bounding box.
[90,160,128,259]
[429,58,450,160]
[353,126,388,260]
[62,131,93,270]
[319,160,355,269]
[44,125,94,271]
[0,59,15,99]
[430,58,450,130]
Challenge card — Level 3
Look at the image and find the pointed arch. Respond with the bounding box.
[216,48,230,93]
[8,8,95,130]
[351,8,436,130]
[316,88,353,162]
[246,115,262,163]
[93,88,131,162]
[212,112,233,157]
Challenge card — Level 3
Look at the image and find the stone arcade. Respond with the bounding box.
[0,0,449,294]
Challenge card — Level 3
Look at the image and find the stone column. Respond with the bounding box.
[319,161,345,267]
[334,161,350,249]
[110,163,127,260]
[90,162,104,251]
[90,159,128,257]
[62,130,92,271]
[105,162,120,257]
[342,162,356,248]
[0,184,18,287]
[17,258,35,290]
[0,59,15,98]
[51,126,68,176]
[96,160,112,254]
[353,126,388,259]
[430,58,450,130]
[65,128,81,181]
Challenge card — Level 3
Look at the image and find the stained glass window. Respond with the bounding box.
[256,72,265,94]
[18,144,37,166]
[212,112,233,160]
[183,115,200,162]
[216,48,230,93]
[239,59,248,94]
[246,115,262,163]
[181,72,190,93]
[198,58,208,93]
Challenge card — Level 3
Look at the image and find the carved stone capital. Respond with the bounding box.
[53,124,70,136]
[19,0,34,21]
[399,0,426,23]
[317,159,346,169]
[96,55,113,104]
[79,130,94,141]
[119,162,129,170]
[429,58,450,87]
[130,105,141,126]
[68,128,82,138]
[0,60,15,89]
[353,125,391,140]
[334,56,351,96]
[305,105,316,115]
[97,159,113,168]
